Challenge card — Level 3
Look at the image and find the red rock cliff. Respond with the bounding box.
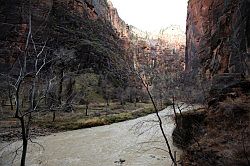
[186,0,250,79]
[176,1,250,165]
[0,0,129,73]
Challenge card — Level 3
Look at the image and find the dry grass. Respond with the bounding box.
[0,102,155,142]
[35,104,154,131]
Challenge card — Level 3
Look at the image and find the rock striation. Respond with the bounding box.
[0,0,127,73]
[186,0,250,79]
[179,0,250,165]
[0,0,186,78]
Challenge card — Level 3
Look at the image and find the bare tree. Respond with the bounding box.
[50,48,76,121]
[136,73,177,165]
[11,30,48,166]
[123,42,178,165]
[0,8,56,165]
[100,73,114,107]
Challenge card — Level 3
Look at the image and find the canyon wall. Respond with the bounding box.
[0,0,186,71]
[176,1,250,165]
[186,0,250,79]
[0,0,129,72]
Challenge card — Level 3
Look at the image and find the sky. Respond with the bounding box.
[109,0,188,32]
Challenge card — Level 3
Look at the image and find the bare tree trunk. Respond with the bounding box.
[20,117,27,166]
[120,97,123,106]
[1,100,4,106]
[58,69,63,106]
[172,96,178,126]
[106,95,110,107]
[120,89,125,106]
[140,78,177,166]
[21,140,28,166]
[53,111,56,122]
[8,83,13,110]
[134,98,137,107]
[65,77,75,105]
[53,69,63,122]
[85,104,88,116]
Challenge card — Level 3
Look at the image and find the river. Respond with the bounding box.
[0,104,199,166]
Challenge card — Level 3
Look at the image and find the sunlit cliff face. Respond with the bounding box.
[109,0,188,32]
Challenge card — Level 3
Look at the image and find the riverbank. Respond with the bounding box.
[172,81,250,165]
[0,106,180,166]
[1,102,169,142]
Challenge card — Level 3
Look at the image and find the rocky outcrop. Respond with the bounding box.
[186,0,250,79]
[58,0,109,19]
[107,1,130,39]
[179,1,250,165]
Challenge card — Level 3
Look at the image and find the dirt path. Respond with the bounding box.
[0,105,198,166]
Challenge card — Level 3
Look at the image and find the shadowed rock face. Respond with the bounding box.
[186,0,250,79]
[0,0,128,73]
[0,0,186,78]
[180,1,250,165]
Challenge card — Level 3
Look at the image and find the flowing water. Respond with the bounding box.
[0,104,200,166]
